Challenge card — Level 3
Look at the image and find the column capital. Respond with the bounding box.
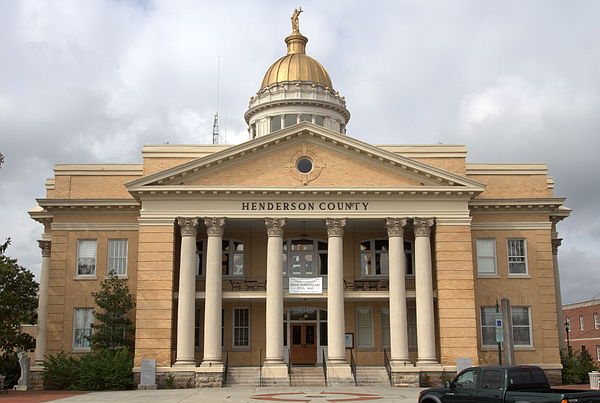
[326,218,346,237]
[265,218,286,237]
[37,240,52,257]
[386,218,408,237]
[413,217,435,237]
[177,217,199,237]
[204,217,226,237]
[552,238,563,255]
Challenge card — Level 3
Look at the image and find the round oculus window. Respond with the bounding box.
[296,157,313,174]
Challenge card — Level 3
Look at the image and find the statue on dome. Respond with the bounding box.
[291,7,303,33]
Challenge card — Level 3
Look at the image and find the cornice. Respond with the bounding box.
[36,198,140,211]
[51,223,139,231]
[466,163,548,175]
[245,98,350,122]
[54,164,143,176]
[469,198,567,211]
[471,222,552,230]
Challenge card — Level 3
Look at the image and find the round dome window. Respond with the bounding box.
[296,157,313,174]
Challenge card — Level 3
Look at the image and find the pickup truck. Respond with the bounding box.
[418,365,600,403]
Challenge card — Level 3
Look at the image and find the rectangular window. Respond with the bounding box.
[481,306,532,347]
[404,240,414,276]
[580,315,585,331]
[77,240,97,276]
[195,308,201,348]
[476,239,497,275]
[407,307,417,348]
[381,308,390,348]
[507,239,528,274]
[73,308,93,350]
[107,239,128,276]
[597,345,600,361]
[594,313,599,329]
[356,307,374,348]
[270,115,282,132]
[233,308,250,347]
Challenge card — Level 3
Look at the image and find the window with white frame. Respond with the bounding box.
[77,240,97,276]
[507,239,527,274]
[233,308,250,347]
[107,239,128,276]
[283,239,328,276]
[73,308,93,349]
[596,345,600,361]
[356,307,374,348]
[580,315,585,331]
[476,239,497,275]
[481,306,532,347]
[594,313,599,330]
[196,239,245,277]
[381,307,390,348]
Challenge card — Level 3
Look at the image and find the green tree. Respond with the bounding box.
[0,251,39,358]
[88,272,135,350]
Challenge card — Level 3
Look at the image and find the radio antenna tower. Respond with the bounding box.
[212,57,220,145]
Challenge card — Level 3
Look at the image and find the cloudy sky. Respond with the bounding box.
[1,1,598,304]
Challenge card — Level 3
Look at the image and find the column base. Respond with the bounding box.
[173,360,197,367]
[416,359,440,367]
[326,362,354,386]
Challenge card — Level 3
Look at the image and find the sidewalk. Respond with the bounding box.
[4,386,423,403]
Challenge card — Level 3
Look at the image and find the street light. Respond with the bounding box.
[564,320,571,358]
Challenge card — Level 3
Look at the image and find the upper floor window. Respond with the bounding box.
[107,239,128,276]
[476,239,497,275]
[77,240,97,276]
[580,315,585,331]
[507,239,528,275]
[283,238,327,277]
[73,308,93,350]
[196,239,244,277]
[595,313,599,330]
[360,239,414,277]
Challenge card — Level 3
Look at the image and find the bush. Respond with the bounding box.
[0,353,21,388]
[77,348,134,391]
[42,349,134,390]
[562,349,599,384]
[42,352,80,390]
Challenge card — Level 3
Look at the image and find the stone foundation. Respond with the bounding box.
[134,369,225,389]
[29,369,44,390]
[391,369,456,387]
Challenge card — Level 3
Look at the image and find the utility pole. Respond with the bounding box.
[212,56,220,145]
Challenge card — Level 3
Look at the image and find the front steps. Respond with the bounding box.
[355,366,391,386]
[225,366,260,387]
[290,366,326,387]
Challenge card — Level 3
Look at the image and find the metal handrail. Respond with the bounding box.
[259,348,263,387]
[222,350,229,387]
[383,348,393,386]
[288,348,292,387]
[349,349,357,386]
[322,349,328,387]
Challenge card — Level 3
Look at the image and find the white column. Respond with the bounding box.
[174,217,199,366]
[34,240,51,364]
[552,237,565,350]
[201,217,225,366]
[326,218,346,363]
[386,218,410,365]
[280,115,285,129]
[265,218,286,365]
[414,217,438,365]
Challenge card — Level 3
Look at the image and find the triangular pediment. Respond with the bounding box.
[126,122,484,195]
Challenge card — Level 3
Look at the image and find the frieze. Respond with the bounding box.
[241,201,369,211]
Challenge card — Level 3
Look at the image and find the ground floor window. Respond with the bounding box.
[233,308,250,347]
[596,345,600,361]
[73,308,93,350]
[356,307,374,348]
[480,306,532,347]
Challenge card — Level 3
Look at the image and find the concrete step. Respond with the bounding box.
[355,366,391,386]
[290,366,326,387]
[225,367,260,387]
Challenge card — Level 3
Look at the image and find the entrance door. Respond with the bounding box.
[290,323,317,364]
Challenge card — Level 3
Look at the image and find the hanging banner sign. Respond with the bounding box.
[289,277,323,294]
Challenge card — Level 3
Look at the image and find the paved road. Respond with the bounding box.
[52,386,424,402]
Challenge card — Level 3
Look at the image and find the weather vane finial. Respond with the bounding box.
[291,7,303,33]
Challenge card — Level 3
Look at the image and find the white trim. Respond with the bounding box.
[471,222,551,230]
[475,238,497,275]
[76,239,97,277]
[52,223,138,231]
[507,238,528,276]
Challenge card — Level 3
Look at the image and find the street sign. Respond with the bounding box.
[495,313,504,343]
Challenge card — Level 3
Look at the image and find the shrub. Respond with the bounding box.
[42,352,80,390]
[562,349,599,384]
[77,348,134,391]
[0,353,20,388]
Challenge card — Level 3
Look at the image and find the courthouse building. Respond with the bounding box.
[29,12,570,387]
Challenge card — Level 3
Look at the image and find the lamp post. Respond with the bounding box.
[564,320,571,358]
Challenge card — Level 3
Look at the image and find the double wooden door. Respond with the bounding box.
[290,323,317,365]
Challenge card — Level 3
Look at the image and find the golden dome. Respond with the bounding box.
[260,31,333,90]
